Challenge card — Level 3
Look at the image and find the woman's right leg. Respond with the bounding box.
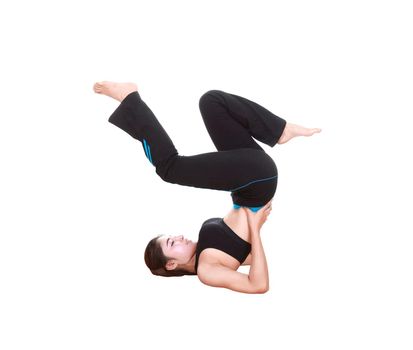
[199,89,321,149]
[198,90,287,151]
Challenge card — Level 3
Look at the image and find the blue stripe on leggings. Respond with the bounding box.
[147,144,153,164]
[143,140,149,158]
[228,175,277,192]
[143,139,153,165]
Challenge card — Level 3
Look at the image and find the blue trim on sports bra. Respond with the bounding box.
[233,204,263,212]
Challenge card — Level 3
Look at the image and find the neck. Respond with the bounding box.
[178,250,197,274]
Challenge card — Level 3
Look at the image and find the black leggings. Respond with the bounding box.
[108,90,286,211]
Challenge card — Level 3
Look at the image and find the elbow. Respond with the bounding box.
[255,284,269,294]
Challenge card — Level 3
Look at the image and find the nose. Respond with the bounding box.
[175,235,184,241]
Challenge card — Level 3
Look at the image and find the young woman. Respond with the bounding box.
[93,81,321,294]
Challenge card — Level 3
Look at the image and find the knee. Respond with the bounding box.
[199,90,224,110]
[155,152,179,182]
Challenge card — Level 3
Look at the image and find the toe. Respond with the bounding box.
[93,83,103,93]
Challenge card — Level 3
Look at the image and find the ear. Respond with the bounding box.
[165,260,178,271]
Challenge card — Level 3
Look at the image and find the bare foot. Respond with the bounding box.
[277,123,322,144]
[93,81,138,102]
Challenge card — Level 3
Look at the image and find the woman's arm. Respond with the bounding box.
[197,263,268,294]
[247,228,269,292]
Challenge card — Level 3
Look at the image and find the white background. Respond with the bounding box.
[1,0,412,349]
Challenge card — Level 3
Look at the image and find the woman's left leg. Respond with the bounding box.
[108,90,179,179]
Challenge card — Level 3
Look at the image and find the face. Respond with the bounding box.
[158,234,197,269]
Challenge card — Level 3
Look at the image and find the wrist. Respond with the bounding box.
[250,228,261,236]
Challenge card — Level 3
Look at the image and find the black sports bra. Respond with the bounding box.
[194,217,251,273]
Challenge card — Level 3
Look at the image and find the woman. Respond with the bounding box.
[93,81,321,294]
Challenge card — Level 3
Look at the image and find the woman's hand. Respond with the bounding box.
[242,199,273,233]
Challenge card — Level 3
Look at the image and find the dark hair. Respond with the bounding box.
[144,235,197,277]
